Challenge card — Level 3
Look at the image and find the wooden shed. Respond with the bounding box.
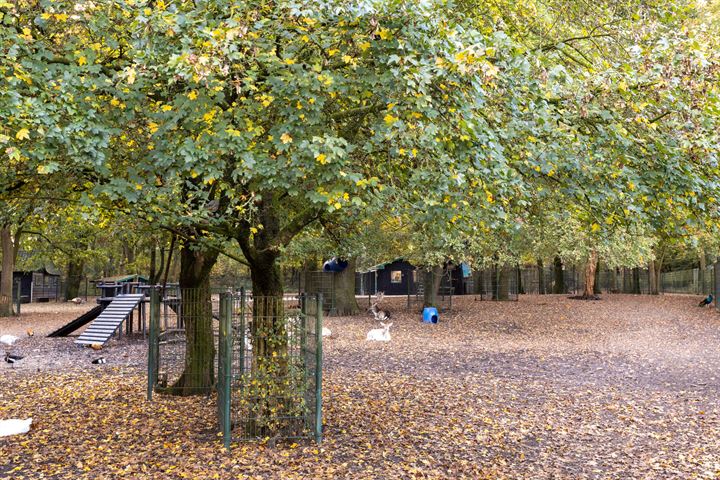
[8,267,62,303]
[356,259,419,296]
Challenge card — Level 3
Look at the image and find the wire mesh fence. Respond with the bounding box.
[660,267,714,295]
[220,292,322,445]
[149,288,323,447]
[148,288,220,397]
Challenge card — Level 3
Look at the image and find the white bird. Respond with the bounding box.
[322,327,332,337]
[0,418,32,438]
[0,335,19,346]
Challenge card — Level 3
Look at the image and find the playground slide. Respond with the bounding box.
[47,305,106,337]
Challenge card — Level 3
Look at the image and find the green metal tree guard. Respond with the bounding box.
[218,292,233,450]
[147,287,160,401]
[315,294,323,443]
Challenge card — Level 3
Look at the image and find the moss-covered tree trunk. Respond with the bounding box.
[497,264,511,300]
[537,258,545,294]
[334,258,359,315]
[423,265,443,308]
[648,259,662,295]
[552,256,564,294]
[581,251,598,298]
[165,242,218,396]
[0,226,15,317]
[64,259,84,301]
[699,251,707,295]
[516,265,524,295]
[632,267,641,294]
[594,259,602,295]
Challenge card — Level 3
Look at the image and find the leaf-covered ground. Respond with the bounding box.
[2,294,720,478]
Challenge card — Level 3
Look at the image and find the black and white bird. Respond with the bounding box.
[91,357,106,364]
[4,353,24,367]
[699,294,714,307]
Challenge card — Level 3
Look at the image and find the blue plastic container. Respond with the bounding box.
[422,307,439,324]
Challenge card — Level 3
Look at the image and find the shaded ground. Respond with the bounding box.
[1,294,720,478]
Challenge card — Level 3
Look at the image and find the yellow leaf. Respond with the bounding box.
[15,128,30,140]
[161,105,172,112]
[591,223,600,232]
[284,58,296,65]
[384,114,398,125]
[378,28,392,40]
[78,56,87,66]
[359,41,371,52]
[187,91,198,100]
[280,133,293,144]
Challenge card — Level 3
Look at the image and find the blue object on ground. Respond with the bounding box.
[422,307,439,324]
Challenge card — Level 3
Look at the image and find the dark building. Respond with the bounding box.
[357,259,473,297]
[3,268,62,303]
[356,259,419,296]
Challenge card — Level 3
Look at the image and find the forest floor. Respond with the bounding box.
[1,294,720,479]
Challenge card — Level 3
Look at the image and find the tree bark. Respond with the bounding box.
[537,258,545,294]
[553,256,565,294]
[497,264,510,300]
[423,265,443,308]
[149,245,157,285]
[64,259,85,301]
[594,259,602,295]
[631,267,640,294]
[163,242,218,396]
[581,250,598,298]
[334,258,359,315]
[699,250,707,295]
[516,265,524,295]
[648,260,659,295]
[1,226,16,316]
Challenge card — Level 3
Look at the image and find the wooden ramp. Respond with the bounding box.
[48,305,106,337]
[75,294,144,346]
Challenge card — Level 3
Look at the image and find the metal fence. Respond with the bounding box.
[148,288,323,449]
[220,292,322,446]
[660,266,714,295]
[147,288,221,397]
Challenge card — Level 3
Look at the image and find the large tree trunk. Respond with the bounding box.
[334,258,359,315]
[594,259,602,295]
[423,265,443,308]
[648,260,659,295]
[1,226,16,317]
[516,265,524,295]
[64,259,85,301]
[536,258,545,294]
[632,267,641,294]
[699,250,707,295]
[581,251,598,298]
[497,264,511,300]
[163,242,218,396]
[552,256,565,294]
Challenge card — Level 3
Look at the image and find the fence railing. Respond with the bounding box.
[148,288,323,449]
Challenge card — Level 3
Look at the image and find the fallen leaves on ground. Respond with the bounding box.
[1,295,719,478]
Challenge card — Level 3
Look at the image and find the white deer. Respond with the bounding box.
[366,322,392,342]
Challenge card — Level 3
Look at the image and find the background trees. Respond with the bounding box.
[1,0,719,398]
